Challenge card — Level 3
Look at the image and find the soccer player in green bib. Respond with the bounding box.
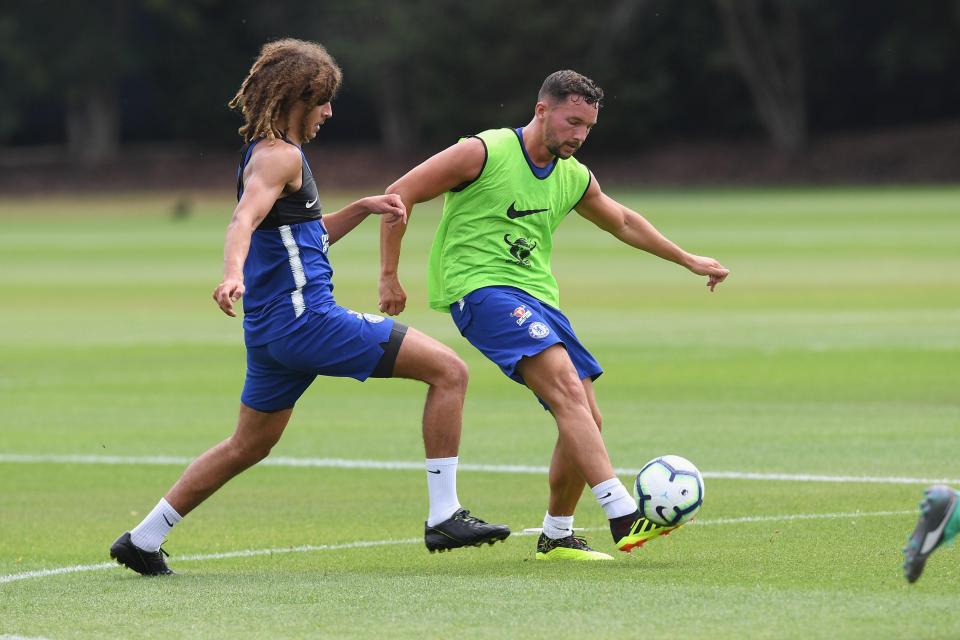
[380,70,729,560]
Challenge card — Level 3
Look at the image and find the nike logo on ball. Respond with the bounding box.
[306,197,318,208]
[506,202,548,219]
[427,469,441,474]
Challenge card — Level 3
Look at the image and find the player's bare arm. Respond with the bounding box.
[575,173,730,291]
[212,143,301,317]
[322,194,407,245]
[378,137,486,315]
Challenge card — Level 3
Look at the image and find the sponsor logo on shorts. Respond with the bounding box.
[528,322,550,339]
[363,313,385,323]
[458,298,465,311]
[321,233,330,254]
[346,309,363,320]
[511,305,532,326]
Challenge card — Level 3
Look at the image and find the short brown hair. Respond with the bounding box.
[538,70,604,108]
[229,38,342,142]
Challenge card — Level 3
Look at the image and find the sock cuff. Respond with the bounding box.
[542,512,575,540]
[590,477,624,496]
[159,497,182,523]
[544,512,574,527]
[425,456,459,467]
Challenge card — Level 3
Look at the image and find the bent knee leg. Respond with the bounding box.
[539,371,591,417]
[229,406,290,466]
[438,348,468,390]
[393,328,468,390]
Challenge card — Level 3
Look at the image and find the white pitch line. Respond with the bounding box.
[689,509,916,526]
[1,453,958,486]
[0,509,918,586]
[176,537,422,562]
[701,471,960,485]
[0,562,116,585]
[526,509,917,533]
[0,538,419,586]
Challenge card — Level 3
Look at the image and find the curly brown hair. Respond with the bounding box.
[229,38,342,143]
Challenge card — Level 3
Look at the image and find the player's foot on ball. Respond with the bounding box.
[535,533,613,561]
[110,532,174,576]
[609,510,679,552]
[424,508,510,553]
[903,484,960,583]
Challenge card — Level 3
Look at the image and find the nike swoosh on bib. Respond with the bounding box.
[305,197,318,208]
[506,202,548,219]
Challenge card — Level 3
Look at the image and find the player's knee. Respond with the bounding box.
[542,373,588,416]
[227,434,275,467]
[437,349,469,392]
[252,440,276,463]
[238,444,271,467]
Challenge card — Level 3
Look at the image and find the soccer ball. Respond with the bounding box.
[634,455,705,526]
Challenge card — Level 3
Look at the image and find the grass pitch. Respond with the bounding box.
[1,186,958,639]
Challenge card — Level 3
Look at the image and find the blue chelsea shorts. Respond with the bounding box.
[450,286,602,390]
[241,305,407,412]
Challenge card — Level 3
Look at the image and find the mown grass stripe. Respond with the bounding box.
[1,453,957,486]
[0,509,915,586]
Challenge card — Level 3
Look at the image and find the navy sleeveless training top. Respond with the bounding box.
[237,138,336,347]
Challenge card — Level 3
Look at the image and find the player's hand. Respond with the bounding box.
[378,274,407,316]
[686,255,729,292]
[364,194,407,226]
[213,278,245,317]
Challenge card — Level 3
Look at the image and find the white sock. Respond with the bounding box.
[591,478,637,519]
[542,512,574,540]
[425,456,461,527]
[130,498,182,552]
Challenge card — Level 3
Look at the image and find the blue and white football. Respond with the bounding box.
[634,455,705,526]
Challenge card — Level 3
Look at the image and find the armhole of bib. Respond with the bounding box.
[449,135,488,193]
[568,170,593,213]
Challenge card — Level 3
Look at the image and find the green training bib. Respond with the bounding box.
[427,128,591,312]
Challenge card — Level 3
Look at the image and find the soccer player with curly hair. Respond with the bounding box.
[110,39,508,575]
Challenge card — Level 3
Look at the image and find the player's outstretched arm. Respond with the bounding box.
[379,137,486,315]
[213,143,301,316]
[322,195,406,245]
[575,173,729,291]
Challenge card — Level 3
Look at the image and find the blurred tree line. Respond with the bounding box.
[1,0,958,166]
